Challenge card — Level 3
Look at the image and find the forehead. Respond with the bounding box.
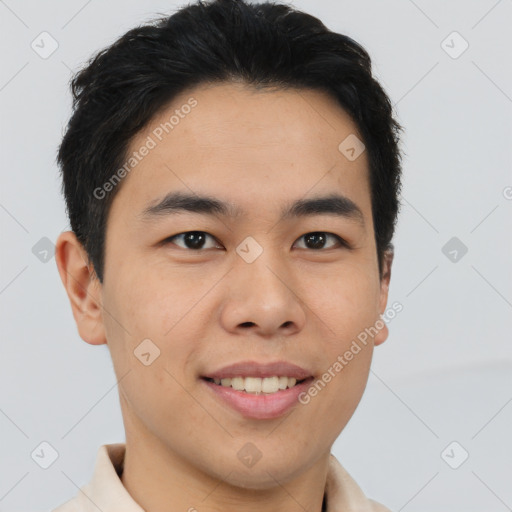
[109,81,371,221]
[148,81,363,148]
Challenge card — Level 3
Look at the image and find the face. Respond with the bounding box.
[58,82,392,489]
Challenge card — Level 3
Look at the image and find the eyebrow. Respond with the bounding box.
[138,191,365,226]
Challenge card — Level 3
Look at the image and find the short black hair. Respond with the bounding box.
[57,0,403,283]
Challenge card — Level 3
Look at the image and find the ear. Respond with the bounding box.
[55,231,107,345]
[373,248,394,347]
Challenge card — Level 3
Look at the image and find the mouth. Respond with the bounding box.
[201,375,310,394]
[200,361,315,419]
[200,375,315,419]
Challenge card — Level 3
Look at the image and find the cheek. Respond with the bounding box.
[303,261,381,339]
[104,261,188,339]
[103,270,204,437]
[294,343,373,452]
[101,265,196,395]
[297,264,379,420]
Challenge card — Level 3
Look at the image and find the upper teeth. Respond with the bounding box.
[213,376,299,394]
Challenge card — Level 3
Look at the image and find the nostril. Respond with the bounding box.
[240,322,255,328]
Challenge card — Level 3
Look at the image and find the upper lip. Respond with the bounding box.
[202,361,313,380]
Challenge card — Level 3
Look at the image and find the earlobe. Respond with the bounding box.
[55,231,107,346]
[374,248,394,347]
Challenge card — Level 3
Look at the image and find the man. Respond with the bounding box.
[53,0,402,510]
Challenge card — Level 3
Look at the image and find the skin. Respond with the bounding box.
[56,82,393,512]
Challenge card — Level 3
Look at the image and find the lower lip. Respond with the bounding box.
[201,377,314,420]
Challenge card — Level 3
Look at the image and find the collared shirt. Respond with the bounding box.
[51,443,391,511]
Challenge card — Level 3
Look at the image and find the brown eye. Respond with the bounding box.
[165,231,221,250]
[294,232,348,250]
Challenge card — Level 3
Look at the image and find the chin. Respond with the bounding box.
[222,466,294,491]
[209,451,309,491]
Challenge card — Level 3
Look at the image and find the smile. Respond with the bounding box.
[201,377,315,420]
[203,376,306,394]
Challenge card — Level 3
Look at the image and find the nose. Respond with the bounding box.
[219,254,307,338]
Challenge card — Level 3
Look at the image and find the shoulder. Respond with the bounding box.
[369,498,393,511]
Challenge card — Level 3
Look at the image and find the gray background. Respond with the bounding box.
[1,0,511,510]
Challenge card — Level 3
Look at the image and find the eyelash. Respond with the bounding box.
[163,231,351,251]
